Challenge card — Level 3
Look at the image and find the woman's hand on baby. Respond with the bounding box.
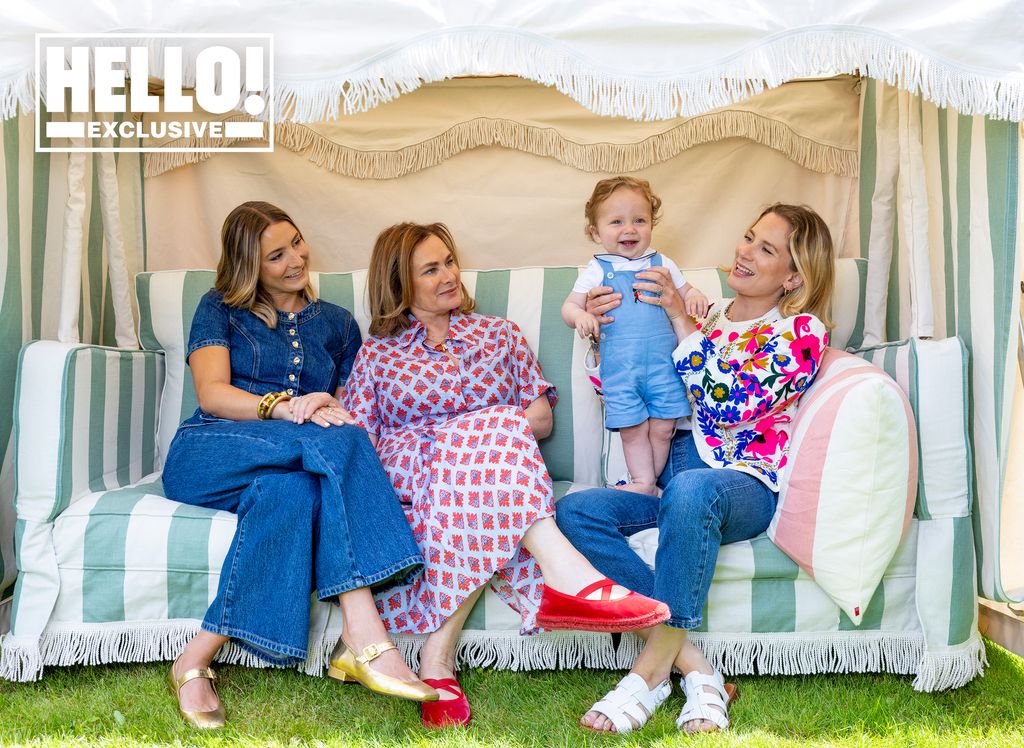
[584,285,622,323]
[633,267,685,319]
[683,286,711,318]
[574,312,601,340]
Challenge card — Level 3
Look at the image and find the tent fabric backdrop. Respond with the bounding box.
[0,113,145,600]
[1,1,1023,123]
[142,76,861,180]
[858,80,1023,602]
[140,75,861,274]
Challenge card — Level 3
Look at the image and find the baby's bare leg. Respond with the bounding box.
[618,421,659,495]
[649,418,678,480]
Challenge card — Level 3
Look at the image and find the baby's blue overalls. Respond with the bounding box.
[596,254,691,429]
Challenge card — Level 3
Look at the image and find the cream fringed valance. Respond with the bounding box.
[143,76,861,179]
[3,2,1023,124]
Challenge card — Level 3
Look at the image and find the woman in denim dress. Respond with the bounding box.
[161,202,438,729]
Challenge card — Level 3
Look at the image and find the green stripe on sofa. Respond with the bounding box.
[750,535,798,633]
[82,489,147,622]
[166,501,219,621]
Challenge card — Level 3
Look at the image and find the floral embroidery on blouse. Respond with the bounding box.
[672,301,829,490]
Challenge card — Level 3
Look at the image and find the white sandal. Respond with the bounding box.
[584,673,672,734]
[676,670,735,732]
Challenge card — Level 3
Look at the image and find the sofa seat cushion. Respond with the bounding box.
[626,520,919,634]
[49,477,235,626]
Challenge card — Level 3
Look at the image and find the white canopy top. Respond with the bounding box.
[2,0,1023,121]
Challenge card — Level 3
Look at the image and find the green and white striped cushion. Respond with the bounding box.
[854,337,971,520]
[137,260,866,485]
[627,517,919,635]
[6,341,164,675]
[49,479,232,626]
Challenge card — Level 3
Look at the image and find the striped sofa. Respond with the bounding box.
[0,260,985,690]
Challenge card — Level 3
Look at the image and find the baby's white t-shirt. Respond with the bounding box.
[572,251,687,294]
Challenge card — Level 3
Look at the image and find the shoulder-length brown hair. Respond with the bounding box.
[215,201,316,328]
[367,222,475,338]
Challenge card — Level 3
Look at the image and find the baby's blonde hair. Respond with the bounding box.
[584,176,662,239]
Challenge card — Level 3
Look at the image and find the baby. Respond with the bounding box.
[561,176,709,494]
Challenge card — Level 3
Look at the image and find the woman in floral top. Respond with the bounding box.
[557,204,835,735]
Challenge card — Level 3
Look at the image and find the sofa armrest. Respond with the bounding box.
[15,341,165,524]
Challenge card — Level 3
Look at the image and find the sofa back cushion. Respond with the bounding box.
[769,348,917,625]
[136,258,865,483]
[853,337,972,520]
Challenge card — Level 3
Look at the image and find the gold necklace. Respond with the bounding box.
[423,335,448,353]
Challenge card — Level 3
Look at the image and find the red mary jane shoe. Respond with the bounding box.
[421,677,471,728]
[535,578,670,632]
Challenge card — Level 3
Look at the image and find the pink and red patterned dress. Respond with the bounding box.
[341,312,557,635]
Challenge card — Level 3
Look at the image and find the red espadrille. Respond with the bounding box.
[535,578,670,632]
[420,677,471,728]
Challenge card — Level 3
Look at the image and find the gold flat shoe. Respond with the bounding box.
[327,640,439,702]
[168,659,226,729]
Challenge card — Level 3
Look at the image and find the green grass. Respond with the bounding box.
[1,641,1022,747]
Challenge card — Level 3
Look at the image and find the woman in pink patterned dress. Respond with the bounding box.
[341,222,670,728]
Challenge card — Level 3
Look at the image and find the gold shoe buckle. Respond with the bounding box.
[357,642,396,664]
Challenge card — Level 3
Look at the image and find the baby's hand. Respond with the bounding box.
[684,287,710,318]
[574,312,601,340]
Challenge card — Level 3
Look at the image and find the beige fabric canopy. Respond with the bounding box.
[144,76,861,180]
[142,77,860,275]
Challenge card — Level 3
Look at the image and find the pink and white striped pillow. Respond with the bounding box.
[770,348,917,625]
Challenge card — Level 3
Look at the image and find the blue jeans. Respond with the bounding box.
[556,430,776,629]
[162,419,423,665]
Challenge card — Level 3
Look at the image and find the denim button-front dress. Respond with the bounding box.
[162,290,424,665]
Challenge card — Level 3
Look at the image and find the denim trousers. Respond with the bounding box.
[556,429,777,629]
[162,419,424,664]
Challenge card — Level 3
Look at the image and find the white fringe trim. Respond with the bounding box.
[271,28,1024,123]
[911,633,988,692]
[5,28,1023,124]
[2,623,987,691]
[0,622,287,682]
[143,110,858,179]
[0,70,34,121]
[616,631,985,692]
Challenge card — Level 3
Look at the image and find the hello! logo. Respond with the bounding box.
[36,34,274,153]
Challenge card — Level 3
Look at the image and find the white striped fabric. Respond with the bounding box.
[0,265,986,690]
[0,111,147,598]
[3,340,163,680]
[626,521,920,636]
[860,80,1022,603]
[855,337,971,520]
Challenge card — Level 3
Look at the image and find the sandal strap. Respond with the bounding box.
[356,641,396,664]
[575,578,617,601]
[421,677,464,698]
[174,666,217,689]
[676,670,730,731]
[590,673,671,734]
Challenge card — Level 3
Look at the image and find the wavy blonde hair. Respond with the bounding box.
[743,203,836,328]
[215,201,315,328]
[367,222,475,338]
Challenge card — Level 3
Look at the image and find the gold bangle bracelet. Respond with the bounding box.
[256,391,280,420]
[265,392,291,419]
